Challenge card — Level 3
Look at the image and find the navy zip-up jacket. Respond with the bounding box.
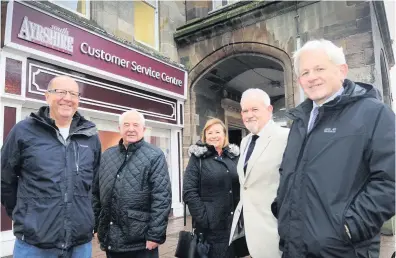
[1,106,101,250]
[273,80,395,258]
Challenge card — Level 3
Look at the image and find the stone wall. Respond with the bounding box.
[159,1,186,62]
[186,0,211,21]
[303,1,375,83]
[91,1,185,63]
[178,1,376,75]
[175,0,384,168]
[91,1,134,41]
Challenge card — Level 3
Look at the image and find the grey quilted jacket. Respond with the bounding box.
[92,138,172,252]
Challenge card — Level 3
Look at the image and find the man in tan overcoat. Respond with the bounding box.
[229,88,289,258]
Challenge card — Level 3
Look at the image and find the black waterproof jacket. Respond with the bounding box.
[93,139,172,252]
[1,106,101,250]
[272,80,395,258]
[183,142,240,258]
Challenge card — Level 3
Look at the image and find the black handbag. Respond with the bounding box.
[175,229,209,258]
[175,230,198,258]
[175,159,210,258]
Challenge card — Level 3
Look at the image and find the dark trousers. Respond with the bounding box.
[233,236,250,257]
[106,248,158,258]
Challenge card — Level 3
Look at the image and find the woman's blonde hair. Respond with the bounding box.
[201,118,229,148]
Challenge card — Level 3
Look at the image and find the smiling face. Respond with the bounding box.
[241,97,273,135]
[119,112,146,144]
[45,76,80,122]
[298,49,348,105]
[205,123,226,149]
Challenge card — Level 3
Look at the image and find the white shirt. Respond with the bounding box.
[243,120,274,163]
[59,127,70,140]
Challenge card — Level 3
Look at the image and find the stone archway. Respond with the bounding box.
[189,42,295,107]
[181,42,296,167]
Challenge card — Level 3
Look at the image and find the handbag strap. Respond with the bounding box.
[183,158,202,227]
[198,159,202,195]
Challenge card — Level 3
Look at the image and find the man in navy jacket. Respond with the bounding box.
[272,39,395,258]
[1,76,101,258]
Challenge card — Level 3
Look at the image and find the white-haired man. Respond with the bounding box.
[92,110,172,258]
[272,39,395,258]
[229,89,289,258]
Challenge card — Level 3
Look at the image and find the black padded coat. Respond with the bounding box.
[93,139,172,252]
[183,141,240,258]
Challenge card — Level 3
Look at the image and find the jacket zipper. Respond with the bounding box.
[73,142,80,175]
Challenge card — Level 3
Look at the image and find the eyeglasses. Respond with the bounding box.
[48,89,81,98]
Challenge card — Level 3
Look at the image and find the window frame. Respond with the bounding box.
[133,0,159,51]
[49,0,91,19]
[209,0,240,13]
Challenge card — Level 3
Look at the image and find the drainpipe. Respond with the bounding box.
[185,0,187,23]
[295,1,305,104]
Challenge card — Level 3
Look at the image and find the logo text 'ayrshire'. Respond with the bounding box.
[18,16,74,55]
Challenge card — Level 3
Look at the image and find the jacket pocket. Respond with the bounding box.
[343,208,369,244]
[23,200,62,244]
[126,210,150,242]
[128,210,150,221]
[203,199,226,230]
[341,193,370,245]
[73,143,94,196]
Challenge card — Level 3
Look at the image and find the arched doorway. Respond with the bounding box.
[180,42,295,168]
[190,52,289,146]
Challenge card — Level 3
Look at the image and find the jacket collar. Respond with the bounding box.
[312,87,344,109]
[119,138,145,154]
[287,79,378,121]
[30,106,97,136]
[188,141,240,159]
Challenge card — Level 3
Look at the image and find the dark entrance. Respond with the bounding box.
[193,54,288,135]
[228,128,242,146]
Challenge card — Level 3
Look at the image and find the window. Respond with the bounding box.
[133,0,158,50]
[212,0,228,10]
[211,0,240,11]
[145,127,172,178]
[51,0,90,18]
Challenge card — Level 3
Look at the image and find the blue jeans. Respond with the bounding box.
[14,239,92,258]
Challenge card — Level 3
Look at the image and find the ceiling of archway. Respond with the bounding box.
[194,54,285,98]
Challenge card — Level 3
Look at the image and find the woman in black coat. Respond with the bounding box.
[183,118,241,258]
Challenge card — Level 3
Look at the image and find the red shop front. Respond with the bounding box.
[0,1,187,255]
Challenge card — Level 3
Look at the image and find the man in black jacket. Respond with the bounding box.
[93,109,171,258]
[1,76,101,257]
[272,39,395,258]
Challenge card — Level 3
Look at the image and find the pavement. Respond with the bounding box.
[92,216,395,258]
[3,216,395,257]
